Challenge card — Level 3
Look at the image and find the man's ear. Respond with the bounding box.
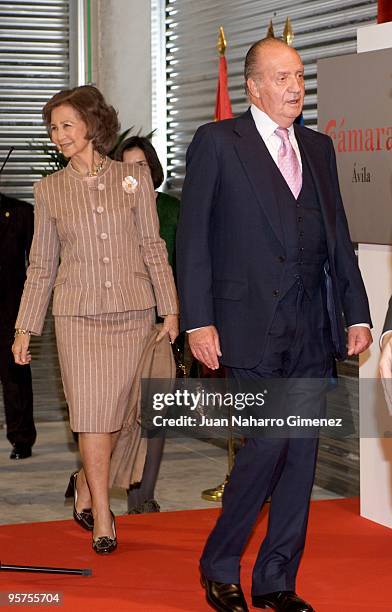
[247,77,260,99]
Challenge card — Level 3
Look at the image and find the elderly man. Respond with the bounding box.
[177,38,372,612]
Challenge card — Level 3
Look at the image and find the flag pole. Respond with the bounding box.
[201,27,235,502]
[282,17,294,45]
[217,25,226,56]
[266,19,275,38]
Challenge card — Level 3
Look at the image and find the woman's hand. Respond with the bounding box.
[12,334,32,365]
[156,314,179,343]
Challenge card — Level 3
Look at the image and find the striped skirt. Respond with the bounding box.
[54,309,155,432]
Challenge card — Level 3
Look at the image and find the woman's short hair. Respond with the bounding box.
[115,136,164,189]
[42,85,120,155]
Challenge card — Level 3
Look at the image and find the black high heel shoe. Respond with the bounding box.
[92,511,117,554]
[65,470,94,532]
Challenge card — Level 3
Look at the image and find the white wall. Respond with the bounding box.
[95,0,152,136]
[357,22,392,529]
[359,245,392,528]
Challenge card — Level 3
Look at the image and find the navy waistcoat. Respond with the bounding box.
[274,148,328,299]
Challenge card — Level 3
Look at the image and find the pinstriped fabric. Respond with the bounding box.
[15,159,178,432]
[16,160,178,335]
[55,308,155,432]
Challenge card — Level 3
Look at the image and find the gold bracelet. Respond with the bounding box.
[14,328,31,337]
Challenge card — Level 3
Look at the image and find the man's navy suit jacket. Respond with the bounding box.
[176,109,371,369]
[0,194,34,343]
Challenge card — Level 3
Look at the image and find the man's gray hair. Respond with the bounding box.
[244,38,291,94]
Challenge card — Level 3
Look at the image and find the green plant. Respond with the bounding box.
[29,127,155,177]
[110,128,156,159]
[29,139,68,177]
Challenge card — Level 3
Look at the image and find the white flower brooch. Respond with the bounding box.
[122,175,138,194]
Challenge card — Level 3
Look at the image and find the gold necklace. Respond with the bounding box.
[70,154,106,177]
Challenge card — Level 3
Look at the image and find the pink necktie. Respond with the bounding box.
[275,127,302,199]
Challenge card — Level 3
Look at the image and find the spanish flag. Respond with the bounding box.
[214,27,233,121]
[378,0,392,23]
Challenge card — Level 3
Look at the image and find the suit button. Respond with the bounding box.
[100,232,108,240]
[98,183,105,191]
[102,256,110,264]
[297,216,303,222]
[273,289,279,297]
[278,255,285,263]
[299,247,304,252]
[299,231,304,237]
[96,206,104,214]
[104,280,112,288]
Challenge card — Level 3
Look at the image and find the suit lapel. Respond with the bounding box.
[233,110,284,248]
[294,125,336,248]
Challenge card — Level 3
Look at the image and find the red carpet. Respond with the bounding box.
[0,498,390,611]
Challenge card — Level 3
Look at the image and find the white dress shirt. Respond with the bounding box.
[250,104,302,171]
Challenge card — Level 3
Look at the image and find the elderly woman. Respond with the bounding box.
[12,86,178,553]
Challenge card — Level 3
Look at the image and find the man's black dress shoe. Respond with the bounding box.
[10,445,32,460]
[252,591,314,611]
[201,574,249,612]
[64,471,94,531]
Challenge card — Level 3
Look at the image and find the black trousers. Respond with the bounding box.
[200,281,334,595]
[0,337,36,448]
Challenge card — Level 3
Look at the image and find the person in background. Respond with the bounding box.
[0,191,36,459]
[379,297,392,375]
[379,297,392,412]
[115,137,180,273]
[115,136,181,514]
[12,85,178,554]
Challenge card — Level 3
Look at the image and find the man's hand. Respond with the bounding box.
[188,325,222,370]
[379,331,392,379]
[12,334,32,365]
[347,326,372,356]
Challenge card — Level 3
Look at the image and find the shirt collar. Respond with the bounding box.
[250,104,295,140]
